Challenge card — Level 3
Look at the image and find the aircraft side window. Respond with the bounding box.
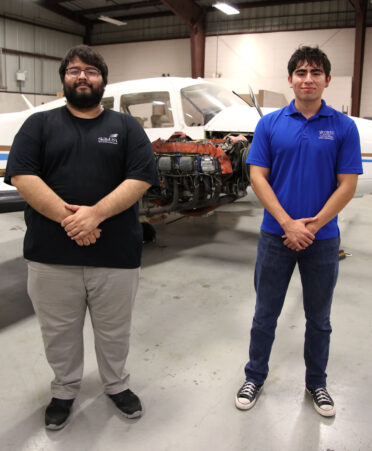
[101,96,114,110]
[120,92,174,128]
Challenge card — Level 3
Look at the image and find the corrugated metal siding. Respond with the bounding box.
[0,0,85,35]
[0,50,5,88]
[2,54,19,91]
[0,18,81,95]
[34,28,81,58]
[41,60,62,95]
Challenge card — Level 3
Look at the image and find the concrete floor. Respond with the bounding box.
[0,194,371,451]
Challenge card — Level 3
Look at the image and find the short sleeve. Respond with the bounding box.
[337,119,363,174]
[246,116,271,168]
[124,115,159,186]
[4,113,44,185]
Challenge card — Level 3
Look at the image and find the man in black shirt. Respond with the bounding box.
[5,45,158,430]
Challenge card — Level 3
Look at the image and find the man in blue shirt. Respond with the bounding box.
[235,46,362,417]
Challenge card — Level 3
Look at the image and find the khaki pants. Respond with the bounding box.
[27,261,139,399]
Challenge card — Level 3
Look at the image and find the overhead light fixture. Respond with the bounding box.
[213,2,240,15]
[98,15,127,26]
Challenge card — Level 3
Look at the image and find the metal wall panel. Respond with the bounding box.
[3,54,18,91]
[2,53,61,95]
[0,50,4,88]
[17,56,36,93]
[0,17,82,95]
[0,19,82,55]
[33,58,42,93]
[41,60,61,95]
[0,18,4,48]
[34,28,81,57]
[3,20,35,53]
[0,0,85,35]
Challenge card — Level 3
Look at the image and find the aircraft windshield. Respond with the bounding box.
[181,84,246,127]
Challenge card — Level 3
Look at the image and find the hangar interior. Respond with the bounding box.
[0,1,371,450]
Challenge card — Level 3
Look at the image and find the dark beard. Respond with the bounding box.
[63,81,105,109]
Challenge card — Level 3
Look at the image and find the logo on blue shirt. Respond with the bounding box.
[318,130,335,140]
[98,133,118,144]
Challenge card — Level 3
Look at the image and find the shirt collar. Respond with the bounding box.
[284,99,333,118]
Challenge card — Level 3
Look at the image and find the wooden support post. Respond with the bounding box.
[160,0,205,78]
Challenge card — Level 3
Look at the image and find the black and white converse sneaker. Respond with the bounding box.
[235,381,263,410]
[306,387,336,417]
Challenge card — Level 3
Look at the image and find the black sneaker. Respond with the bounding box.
[108,389,142,418]
[235,381,263,410]
[306,387,336,417]
[45,398,74,430]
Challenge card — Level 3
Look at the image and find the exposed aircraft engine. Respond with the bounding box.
[139,135,251,217]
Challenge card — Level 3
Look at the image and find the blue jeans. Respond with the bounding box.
[244,230,340,389]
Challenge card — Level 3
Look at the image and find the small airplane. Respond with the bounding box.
[1,77,372,220]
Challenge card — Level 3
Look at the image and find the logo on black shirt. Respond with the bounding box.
[98,133,118,144]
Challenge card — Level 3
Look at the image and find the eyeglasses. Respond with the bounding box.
[65,67,101,78]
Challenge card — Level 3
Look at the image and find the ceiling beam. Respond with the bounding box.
[36,0,92,26]
[74,1,163,17]
[160,0,204,27]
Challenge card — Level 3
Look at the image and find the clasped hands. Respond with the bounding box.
[61,204,103,247]
[281,217,319,251]
[61,203,319,250]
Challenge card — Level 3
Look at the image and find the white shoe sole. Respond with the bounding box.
[313,403,336,417]
[306,388,336,417]
[45,417,70,430]
[235,396,257,410]
[119,409,142,419]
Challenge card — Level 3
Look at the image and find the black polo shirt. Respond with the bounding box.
[5,106,158,268]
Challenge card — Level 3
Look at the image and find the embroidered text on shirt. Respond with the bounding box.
[318,130,335,140]
[98,133,118,144]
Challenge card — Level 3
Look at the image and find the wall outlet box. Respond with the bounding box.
[16,71,26,81]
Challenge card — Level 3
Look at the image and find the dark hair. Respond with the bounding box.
[287,46,331,78]
[59,45,108,85]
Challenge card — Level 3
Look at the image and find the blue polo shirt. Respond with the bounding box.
[247,100,363,239]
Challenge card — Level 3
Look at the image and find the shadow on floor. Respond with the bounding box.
[0,405,45,451]
[141,213,260,268]
[0,206,260,330]
[0,256,34,330]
